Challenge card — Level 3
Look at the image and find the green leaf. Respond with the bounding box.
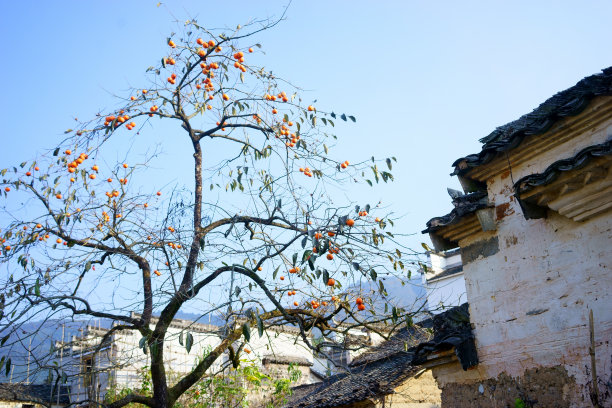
[5,358,10,376]
[242,323,251,342]
[53,148,59,156]
[161,58,166,68]
[421,242,433,252]
[186,332,194,353]
[0,335,8,346]
[321,240,329,254]
[386,158,392,170]
[179,332,184,346]
[308,256,316,271]
[378,280,386,295]
[34,279,40,296]
[322,269,329,284]
[301,250,312,264]
[348,115,356,122]
[256,315,264,337]
[340,113,347,121]
[273,265,280,280]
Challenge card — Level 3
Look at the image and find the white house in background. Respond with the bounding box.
[421,248,467,314]
[56,314,322,405]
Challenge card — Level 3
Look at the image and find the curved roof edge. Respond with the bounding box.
[453,67,612,176]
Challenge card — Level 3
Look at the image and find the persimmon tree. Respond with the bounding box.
[0,16,418,408]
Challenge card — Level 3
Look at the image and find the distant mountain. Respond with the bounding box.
[0,319,86,384]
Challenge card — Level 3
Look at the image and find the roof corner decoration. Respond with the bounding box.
[514,139,612,221]
[423,190,495,250]
[411,303,478,371]
[452,67,612,182]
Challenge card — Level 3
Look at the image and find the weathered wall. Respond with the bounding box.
[440,366,581,408]
[377,370,441,407]
[437,111,612,406]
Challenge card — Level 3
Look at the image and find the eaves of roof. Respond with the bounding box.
[426,265,464,283]
[452,67,612,177]
[514,139,612,196]
[422,191,489,234]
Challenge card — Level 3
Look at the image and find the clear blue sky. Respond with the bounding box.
[1,0,611,254]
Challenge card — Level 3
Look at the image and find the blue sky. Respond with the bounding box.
[1,0,611,254]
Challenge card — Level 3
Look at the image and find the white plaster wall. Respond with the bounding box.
[0,402,44,408]
[424,274,467,314]
[429,252,461,274]
[64,322,317,403]
[238,329,314,366]
[456,120,612,406]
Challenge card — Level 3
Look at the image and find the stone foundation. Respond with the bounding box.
[439,366,602,407]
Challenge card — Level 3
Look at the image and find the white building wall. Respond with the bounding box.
[63,320,317,404]
[438,111,612,406]
[422,251,467,314]
[423,273,467,313]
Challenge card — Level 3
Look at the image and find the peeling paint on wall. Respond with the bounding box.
[440,366,582,408]
[460,236,499,265]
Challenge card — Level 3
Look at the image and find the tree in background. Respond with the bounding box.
[0,15,418,408]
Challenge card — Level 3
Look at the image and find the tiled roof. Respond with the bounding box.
[348,319,433,367]
[422,190,489,233]
[514,139,612,196]
[426,265,464,282]
[285,304,475,408]
[287,351,418,408]
[0,383,70,405]
[262,355,313,367]
[411,303,477,371]
[453,67,612,176]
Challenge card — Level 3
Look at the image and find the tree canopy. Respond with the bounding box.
[0,15,421,408]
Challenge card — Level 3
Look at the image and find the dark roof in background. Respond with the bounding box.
[411,303,477,371]
[453,67,612,176]
[286,303,476,408]
[0,383,70,406]
[288,351,418,408]
[262,355,313,367]
[514,138,612,196]
[348,318,433,367]
[426,265,464,282]
[422,190,489,233]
